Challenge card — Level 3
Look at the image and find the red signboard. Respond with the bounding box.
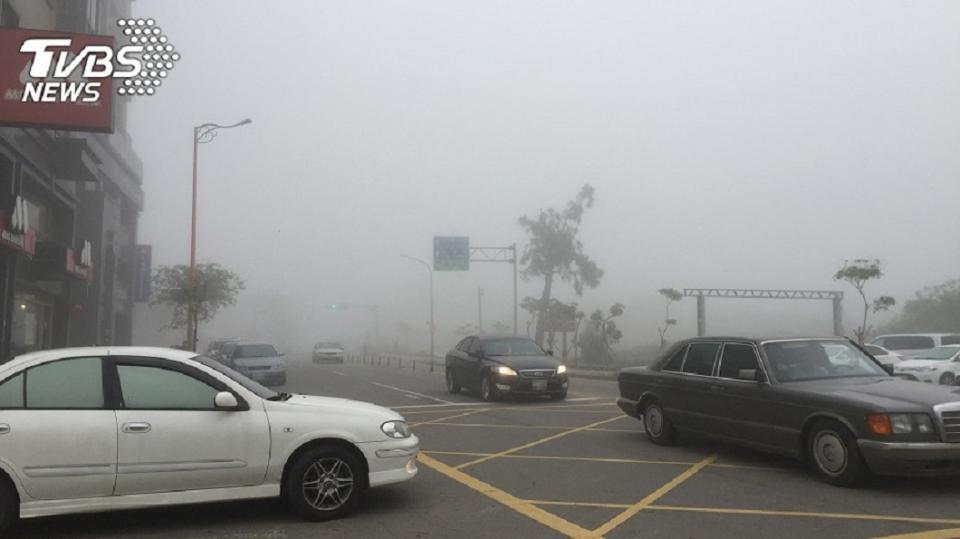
[0,27,114,132]
[65,248,94,281]
[0,210,36,258]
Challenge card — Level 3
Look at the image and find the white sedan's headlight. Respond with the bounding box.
[557,365,567,375]
[381,420,411,439]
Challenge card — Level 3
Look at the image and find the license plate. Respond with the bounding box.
[531,380,547,391]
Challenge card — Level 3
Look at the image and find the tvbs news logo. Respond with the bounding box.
[19,18,179,103]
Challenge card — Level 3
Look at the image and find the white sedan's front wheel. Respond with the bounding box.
[940,372,956,386]
[285,445,365,521]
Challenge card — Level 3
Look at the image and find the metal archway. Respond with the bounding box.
[682,288,844,336]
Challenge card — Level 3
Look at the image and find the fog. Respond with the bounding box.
[129,1,960,355]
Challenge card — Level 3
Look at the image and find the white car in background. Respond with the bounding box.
[893,345,960,385]
[0,347,418,534]
[871,333,960,358]
[313,342,345,364]
[862,344,906,370]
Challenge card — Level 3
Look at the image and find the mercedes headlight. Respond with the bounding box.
[496,366,518,376]
[381,420,411,439]
[557,365,567,375]
[870,413,936,435]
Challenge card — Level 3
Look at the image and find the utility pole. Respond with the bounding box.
[400,254,435,360]
[477,288,484,335]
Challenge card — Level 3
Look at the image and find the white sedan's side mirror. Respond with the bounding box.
[215,391,239,409]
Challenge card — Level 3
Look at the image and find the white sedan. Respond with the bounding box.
[893,345,960,385]
[0,347,419,534]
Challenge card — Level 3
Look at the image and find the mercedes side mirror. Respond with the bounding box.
[214,391,239,409]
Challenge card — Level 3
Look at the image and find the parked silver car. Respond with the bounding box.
[220,342,287,386]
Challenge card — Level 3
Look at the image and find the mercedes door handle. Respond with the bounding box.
[0,424,10,435]
[122,422,152,433]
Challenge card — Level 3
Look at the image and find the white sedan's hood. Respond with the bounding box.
[280,394,401,420]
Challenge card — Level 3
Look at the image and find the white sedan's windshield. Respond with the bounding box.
[192,355,277,399]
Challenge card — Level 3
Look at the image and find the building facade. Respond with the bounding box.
[0,0,143,360]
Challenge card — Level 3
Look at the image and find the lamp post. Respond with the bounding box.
[187,118,252,351]
[400,254,434,361]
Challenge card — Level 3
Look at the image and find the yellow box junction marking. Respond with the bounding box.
[455,415,627,470]
[417,452,597,539]
[592,454,717,536]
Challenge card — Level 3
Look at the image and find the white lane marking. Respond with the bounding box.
[332,371,345,376]
[369,381,453,405]
[404,394,421,400]
[565,397,601,402]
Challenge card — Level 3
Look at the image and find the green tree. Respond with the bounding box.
[883,278,960,333]
[151,263,245,345]
[833,259,895,344]
[518,185,603,345]
[656,288,683,350]
[580,303,625,364]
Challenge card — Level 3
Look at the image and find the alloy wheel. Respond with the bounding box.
[301,457,355,511]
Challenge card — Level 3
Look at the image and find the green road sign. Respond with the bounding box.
[434,236,470,271]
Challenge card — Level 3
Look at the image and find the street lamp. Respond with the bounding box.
[400,254,435,362]
[187,118,252,351]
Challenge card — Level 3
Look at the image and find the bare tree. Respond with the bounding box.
[656,288,683,350]
[833,259,896,344]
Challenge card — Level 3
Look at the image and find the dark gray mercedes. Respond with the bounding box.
[618,337,960,486]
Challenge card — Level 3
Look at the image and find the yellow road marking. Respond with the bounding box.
[455,415,627,470]
[416,453,596,539]
[592,454,717,537]
[873,529,960,539]
[413,422,639,433]
[526,499,631,509]
[423,450,782,471]
[649,505,960,528]
[409,410,484,427]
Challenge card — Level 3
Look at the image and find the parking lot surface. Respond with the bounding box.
[15,358,960,538]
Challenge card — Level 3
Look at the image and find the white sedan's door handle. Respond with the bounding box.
[122,422,151,434]
[0,424,10,435]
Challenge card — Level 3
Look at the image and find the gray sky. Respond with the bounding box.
[129,1,960,351]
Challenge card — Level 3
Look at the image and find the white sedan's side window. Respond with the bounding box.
[118,365,220,410]
[26,358,104,409]
[0,374,23,408]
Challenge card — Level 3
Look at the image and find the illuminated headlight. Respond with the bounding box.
[381,420,411,439]
[557,365,567,375]
[495,366,518,376]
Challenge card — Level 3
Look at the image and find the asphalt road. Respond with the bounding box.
[14,357,960,539]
